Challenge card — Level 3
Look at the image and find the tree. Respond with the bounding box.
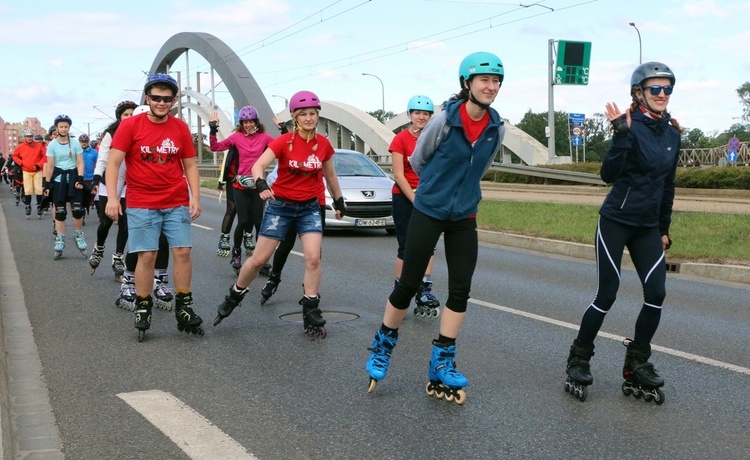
[581,112,610,162]
[737,82,750,122]
[367,109,396,124]
[682,128,712,149]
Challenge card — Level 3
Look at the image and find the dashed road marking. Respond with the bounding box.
[191,223,214,230]
[117,390,257,459]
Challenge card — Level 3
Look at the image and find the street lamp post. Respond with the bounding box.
[272,94,289,109]
[629,22,642,64]
[362,72,385,116]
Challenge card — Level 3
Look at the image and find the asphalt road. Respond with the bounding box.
[1,187,750,459]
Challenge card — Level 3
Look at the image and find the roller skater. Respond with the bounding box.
[112,253,125,282]
[213,284,249,326]
[89,244,105,275]
[564,339,594,402]
[366,329,398,393]
[425,340,467,404]
[53,234,65,260]
[566,61,680,404]
[134,296,153,342]
[115,273,136,311]
[174,292,204,336]
[300,294,326,338]
[259,272,281,305]
[621,339,665,404]
[153,272,173,311]
[73,230,87,256]
[216,233,230,257]
[12,129,46,219]
[243,231,255,256]
[414,281,440,318]
[230,247,242,275]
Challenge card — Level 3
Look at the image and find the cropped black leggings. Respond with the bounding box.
[233,188,264,248]
[576,216,666,345]
[95,195,128,253]
[389,209,477,313]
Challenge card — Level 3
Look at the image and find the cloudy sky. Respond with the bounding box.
[1,0,748,139]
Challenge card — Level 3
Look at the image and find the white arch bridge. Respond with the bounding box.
[148,32,569,173]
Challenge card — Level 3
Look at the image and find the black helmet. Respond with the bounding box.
[630,61,675,88]
[78,134,90,143]
[54,114,72,126]
[144,73,178,96]
[115,100,138,120]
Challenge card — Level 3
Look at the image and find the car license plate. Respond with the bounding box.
[355,218,386,227]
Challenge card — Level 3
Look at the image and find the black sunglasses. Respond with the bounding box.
[148,95,175,103]
[644,85,673,96]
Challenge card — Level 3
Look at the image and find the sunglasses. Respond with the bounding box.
[148,95,175,103]
[644,85,673,96]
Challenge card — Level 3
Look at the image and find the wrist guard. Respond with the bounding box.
[333,196,347,216]
[611,114,629,138]
[209,120,218,135]
[254,178,270,193]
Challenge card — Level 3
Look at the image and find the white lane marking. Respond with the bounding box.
[117,390,257,459]
[191,223,214,230]
[291,250,303,257]
[469,298,750,376]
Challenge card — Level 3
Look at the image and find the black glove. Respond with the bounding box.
[42,177,48,189]
[209,120,219,135]
[254,178,270,193]
[92,174,101,188]
[611,114,629,138]
[277,121,289,135]
[333,196,347,217]
[76,175,84,188]
[217,182,224,192]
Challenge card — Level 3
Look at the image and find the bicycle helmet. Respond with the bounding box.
[115,100,138,120]
[54,114,73,126]
[78,134,90,143]
[289,90,321,113]
[22,129,34,137]
[407,95,434,113]
[238,106,259,121]
[34,134,43,141]
[630,61,675,88]
[144,73,179,96]
[132,105,151,116]
[458,51,504,85]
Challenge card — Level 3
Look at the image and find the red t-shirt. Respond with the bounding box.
[389,129,420,194]
[267,132,334,202]
[111,114,196,209]
[459,102,490,145]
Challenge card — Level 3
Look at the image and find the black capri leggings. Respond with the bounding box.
[233,188,264,247]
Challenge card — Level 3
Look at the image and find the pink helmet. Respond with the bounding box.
[289,90,321,113]
[238,105,259,122]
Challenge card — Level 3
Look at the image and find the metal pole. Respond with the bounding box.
[362,73,385,117]
[272,95,289,109]
[629,22,642,64]
[196,71,204,165]
[547,39,556,160]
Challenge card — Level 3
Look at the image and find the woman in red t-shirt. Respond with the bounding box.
[213,90,345,337]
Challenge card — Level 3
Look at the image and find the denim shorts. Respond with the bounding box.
[127,206,192,252]
[260,198,322,240]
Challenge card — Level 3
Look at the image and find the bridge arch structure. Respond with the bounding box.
[150,32,564,166]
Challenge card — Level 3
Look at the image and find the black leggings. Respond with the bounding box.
[270,204,327,275]
[221,184,236,234]
[389,209,477,313]
[576,216,666,345]
[95,195,128,253]
[232,187,264,248]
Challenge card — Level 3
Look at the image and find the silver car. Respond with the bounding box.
[324,149,395,233]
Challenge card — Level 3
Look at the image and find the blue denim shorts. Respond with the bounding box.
[260,198,322,240]
[127,206,192,252]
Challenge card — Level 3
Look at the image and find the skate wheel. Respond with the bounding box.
[426,382,436,396]
[137,330,146,342]
[433,308,440,318]
[260,296,268,305]
[213,315,224,326]
[445,391,455,402]
[319,327,327,338]
[454,389,467,405]
[368,379,378,393]
[654,388,665,405]
[434,385,445,399]
[577,386,588,402]
[621,382,632,396]
[90,268,95,276]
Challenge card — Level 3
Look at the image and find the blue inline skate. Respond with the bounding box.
[426,340,467,404]
[366,329,398,393]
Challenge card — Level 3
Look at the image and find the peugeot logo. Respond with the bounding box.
[361,191,374,198]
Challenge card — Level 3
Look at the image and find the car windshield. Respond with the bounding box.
[333,152,386,177]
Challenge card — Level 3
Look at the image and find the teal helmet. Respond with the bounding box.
[407,95,434,113]
[459,51,504,86]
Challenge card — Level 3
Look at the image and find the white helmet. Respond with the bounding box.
[132,105,151,116]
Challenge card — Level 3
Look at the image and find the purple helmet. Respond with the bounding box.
[238,105,259,122]
[289,90,321,113]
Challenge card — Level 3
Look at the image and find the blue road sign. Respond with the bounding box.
[569,113,585,124]
[728,151,737,163]
[728,136,740,153]
[572,136,582,147]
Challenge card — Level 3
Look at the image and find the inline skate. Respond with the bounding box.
[36,204,43,219]
[414,281,440,318]
[134,297,153,342]
[259,263,272,277]
[243,231,255,256]
[112,253,125,282]
[230,247,242,275]
[426,340,467,404]
[115,273,136,311]
[216,233,230,257]
[300,294,326,338]
[621,339,665,405]
[564,339,595,402]
[213,284,249,326]
[153,273,174,311]
[73,230,87,256]
[366,329,398,393]
[25,204,31,219]
[174,292,204,336]
[53,234,66,260]
[89,245,105,275]
[260,272,281,305]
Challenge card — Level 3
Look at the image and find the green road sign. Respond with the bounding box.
[555,41,591,85]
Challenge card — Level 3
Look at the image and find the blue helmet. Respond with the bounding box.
[407,95,434,113]
[54,114,72,126]
[459,51,504,85]
[144,73,179,96]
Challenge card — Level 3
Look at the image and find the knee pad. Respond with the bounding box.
[71,202,85,219]
[388,280,416,310]
[54,206,67,222]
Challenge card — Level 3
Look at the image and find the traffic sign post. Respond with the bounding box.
[727,136,740,164]
[568,113,585,162]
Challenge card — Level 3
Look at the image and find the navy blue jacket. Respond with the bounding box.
[599,109,681,233]
[410,99,505,221]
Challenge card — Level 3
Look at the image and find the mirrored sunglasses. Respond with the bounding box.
[645,85,673,96]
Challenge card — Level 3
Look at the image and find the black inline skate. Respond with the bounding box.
[36,204,43,219]
[25,204,31,219]
[564,339,595,402]
[213,284,249,326]
[300,294,326,338]
[621,339,665,405]
[216,233,230,257]
[134,296,153,342]
[112,253,125,282]
[414,281,440,318]
[89,245,105,275]
[174,292,204,336]
[258,263,272,277]
[230,247,242,275]
[260,272,281,305]
[243,231,255,256]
